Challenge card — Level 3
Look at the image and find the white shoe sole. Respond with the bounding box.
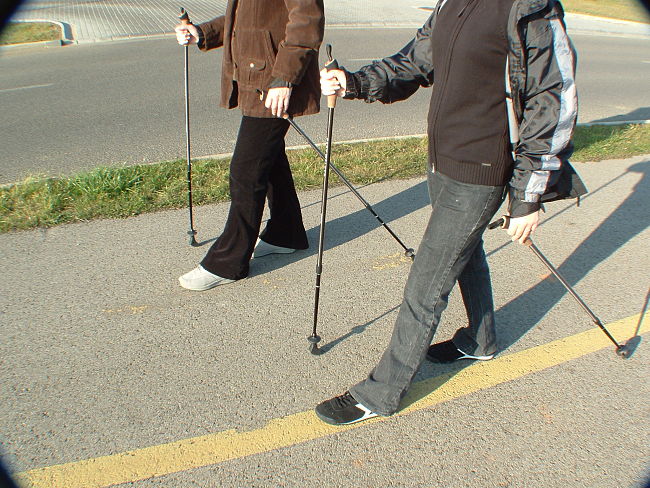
[252,241,297,258]
[457,352,495,361]
[178,277,235,291]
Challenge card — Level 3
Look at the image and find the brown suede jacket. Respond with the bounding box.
[198,0,324,118]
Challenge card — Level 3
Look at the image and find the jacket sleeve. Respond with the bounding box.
[345,13,435,103]
[272,0,325,85]
[508,7,578,217]
[197,16,226,51]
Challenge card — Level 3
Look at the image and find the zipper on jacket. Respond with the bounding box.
[458,0,477,17]
[429,0,482,167]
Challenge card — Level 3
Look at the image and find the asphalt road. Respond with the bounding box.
[1,154,648,487]
[1,12,649,488]
[1,30,649,184]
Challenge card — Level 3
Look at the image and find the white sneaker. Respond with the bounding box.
[178,265,235,291]
[252,238,297,258]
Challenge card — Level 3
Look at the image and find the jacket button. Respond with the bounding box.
[249,62,255,68]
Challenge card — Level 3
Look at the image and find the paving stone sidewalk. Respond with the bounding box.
[11,0,433,42]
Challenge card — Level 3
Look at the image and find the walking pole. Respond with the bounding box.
[180,8,198,246]
[286,117,415,260]
[489,216,634,358]
[308,44,339,355]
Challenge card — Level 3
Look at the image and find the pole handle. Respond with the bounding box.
[488,215,509,230]
[324,44,339,109]
[179,7,191,25]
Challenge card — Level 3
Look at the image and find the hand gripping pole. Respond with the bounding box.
[489,216,633,358]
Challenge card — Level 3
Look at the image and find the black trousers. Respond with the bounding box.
[201,116,309,280]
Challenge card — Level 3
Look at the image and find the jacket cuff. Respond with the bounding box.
[196,25,205,49]
[508,197,541,218]
[269,78,293,88]
[197,16,225,51]
[343,69,365,100]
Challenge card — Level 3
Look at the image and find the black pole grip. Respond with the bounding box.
[325,44,339,70]
[324,44,339,108]
[179,7,191,24]
[488,216,509,230]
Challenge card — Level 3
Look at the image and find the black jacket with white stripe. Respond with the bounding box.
[342,0,587,217]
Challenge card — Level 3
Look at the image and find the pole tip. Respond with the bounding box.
[188,230,198,246]
[616,335,641,359]
[308,334,322,355]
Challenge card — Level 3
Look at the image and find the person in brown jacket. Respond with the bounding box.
[174,0,325,291]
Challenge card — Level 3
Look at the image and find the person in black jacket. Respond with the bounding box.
[314,0,586,425]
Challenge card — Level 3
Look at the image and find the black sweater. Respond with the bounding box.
[427,0,514,187]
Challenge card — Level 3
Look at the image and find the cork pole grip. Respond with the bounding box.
[325,44,339,109]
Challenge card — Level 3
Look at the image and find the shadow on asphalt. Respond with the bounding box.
[249,179,429,276]
[193,158,647,369]
[493,160,649,355]
[589,106,650,123]
[317,304,401,354]
[399,159,649,409]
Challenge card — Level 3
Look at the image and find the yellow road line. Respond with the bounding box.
[17,313,647,488]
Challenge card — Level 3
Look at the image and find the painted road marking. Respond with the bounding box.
[16,313,647,488]
[0,84,54,94]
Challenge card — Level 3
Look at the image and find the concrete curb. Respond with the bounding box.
[579,120,650,126]
[153,120,650,169]
[565,12,650,39]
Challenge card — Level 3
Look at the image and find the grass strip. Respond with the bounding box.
[1,124,649,233]
[562,0,649,23]
[0,22,61,45]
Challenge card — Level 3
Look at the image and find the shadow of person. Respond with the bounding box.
[249,179,429,276]
[588,107,650,124]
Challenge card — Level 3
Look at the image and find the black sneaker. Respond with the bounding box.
[315,391,379,425]
[426,340,494,363]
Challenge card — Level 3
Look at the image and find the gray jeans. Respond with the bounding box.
[350,170,505,416]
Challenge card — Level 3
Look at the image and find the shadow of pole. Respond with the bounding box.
[250,180,429,276]
[621,287,650,358]
[317,304,400,354]
[494,160,649,356]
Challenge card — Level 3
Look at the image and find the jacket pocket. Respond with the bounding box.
[233,29,274,87]
[241,58,267,86]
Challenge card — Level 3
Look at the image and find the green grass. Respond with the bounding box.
[0,22,61,45]
[562,0,649,23]
[1,124,649,233]
[572,124,650,161]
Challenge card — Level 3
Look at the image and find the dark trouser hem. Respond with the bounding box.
[200,116,308,279]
